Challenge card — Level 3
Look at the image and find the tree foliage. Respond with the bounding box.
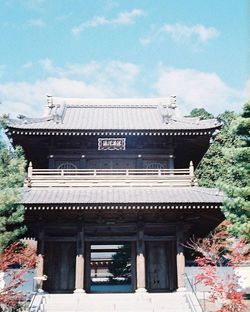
[0,242,37,309]
[220,103,250,240]
[0,125,26,251]
[0,124,35,310]
[185,228,250,312]
[195,111,237,188]
[189,108,214,120]
[108,244,131,280]
[195,104,250,240]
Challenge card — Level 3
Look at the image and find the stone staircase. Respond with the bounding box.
[30,292,202,312]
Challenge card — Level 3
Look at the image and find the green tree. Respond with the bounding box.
[189,108,214,119]
[108,244,131,280]
[220,103,250,240]
[0,125,26,251]
[196,105,250,240]
[196,111,237,187]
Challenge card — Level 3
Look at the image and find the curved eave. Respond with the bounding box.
[22,186,224,208]
[7,127,220,137]
[24,202,222,211]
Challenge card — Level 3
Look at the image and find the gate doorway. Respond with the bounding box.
[86,242,135,293]
[146,241,177,292]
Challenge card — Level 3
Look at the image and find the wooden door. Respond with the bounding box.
[146,241,176,292]
[44,242,76,293]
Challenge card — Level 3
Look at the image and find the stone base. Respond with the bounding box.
[135,288,147,293]
[74,288,86,294]
[177,287,186,292]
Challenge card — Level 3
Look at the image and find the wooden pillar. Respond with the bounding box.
[74,227,85,293]
[84,242,91,293]
[168,155,174,169]
[176,226,186,291]
[136,229,147,293]
[35,230,46,292]
[131,242,136,291]
[80,155,86,169]
[136,155,143,169]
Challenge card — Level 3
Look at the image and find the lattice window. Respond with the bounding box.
[57,162,78,169]
[146,163,164,169]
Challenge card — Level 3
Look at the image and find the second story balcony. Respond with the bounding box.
[26,162,196,188]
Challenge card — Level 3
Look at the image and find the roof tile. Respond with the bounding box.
[22,186,223,205]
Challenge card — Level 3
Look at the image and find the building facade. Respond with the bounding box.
[6,96,224,294]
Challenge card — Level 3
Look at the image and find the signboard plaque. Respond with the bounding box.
[98,138,126,151]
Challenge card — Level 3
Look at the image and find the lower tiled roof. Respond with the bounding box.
[22,186,223,205]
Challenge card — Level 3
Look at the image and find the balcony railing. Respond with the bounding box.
[26,162,195,187]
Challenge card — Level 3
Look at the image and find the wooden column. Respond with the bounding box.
[168,155,174,169]
[74,227,85,293]
[136,229,147,293]
[84,242,91,293]
[176,226,186,291]
[35,230,46,292]
[136,155,143,169]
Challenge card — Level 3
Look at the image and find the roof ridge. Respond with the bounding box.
[173,116,219,126]
[8,116,53,126]
[192,187,223,197]
[65,103,159,108]
[50,97,175,107]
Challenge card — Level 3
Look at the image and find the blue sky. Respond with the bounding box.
[0,0,249,117]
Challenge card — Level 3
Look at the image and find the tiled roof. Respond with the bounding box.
[22,186,223,205]
[8,97,220,132]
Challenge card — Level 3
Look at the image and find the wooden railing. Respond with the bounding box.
[26,162,195,187]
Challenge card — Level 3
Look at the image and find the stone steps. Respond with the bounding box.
[31,292,191,312]
[34,292,193,312]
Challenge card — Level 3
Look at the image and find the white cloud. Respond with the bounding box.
[0,78,112,117]
[27,18,46,27]
[243,79,250,101]
[39,59,140,84]
[141,22,219,46]
[0,60,246,118]
[72,9,143,35]
[154,67,243,114]
[22,61,33,69]
[0,65,6,78]
[22,0,46,12]
[39,58,58,74]
[113,9,143,25]
[162,23,219,43]
[0,60,141,117]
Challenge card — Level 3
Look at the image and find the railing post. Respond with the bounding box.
[94,169,96,176]
[158,169,161,176]
[189,161,195,186]
[189,161,194,177]
[61,169,64,176]
[126,169,129,176]
[28,162,33,178]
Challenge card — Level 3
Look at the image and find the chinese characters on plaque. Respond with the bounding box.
[98,138,126,151]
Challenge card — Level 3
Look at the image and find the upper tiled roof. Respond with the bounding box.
[22,186,223,206]
[7,97,220,132]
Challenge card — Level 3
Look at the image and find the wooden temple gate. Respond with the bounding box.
[35,221,186,293]
[7,96,223,294]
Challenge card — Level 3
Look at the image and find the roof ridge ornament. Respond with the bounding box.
[47,95,54,108]
[158,96,177,124]
[170,95,177,108]
[53,103,66,124]
[43,95,55,117]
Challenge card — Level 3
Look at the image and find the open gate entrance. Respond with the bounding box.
[85,242,135,293]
